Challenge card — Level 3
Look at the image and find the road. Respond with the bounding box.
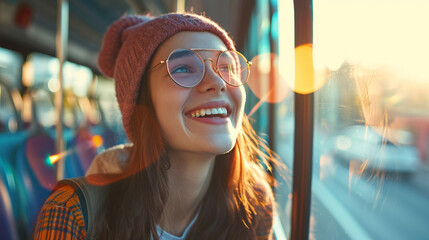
[315,160,429,240]
[275,138,429,240]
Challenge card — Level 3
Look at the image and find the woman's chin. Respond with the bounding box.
[207,142,236,155]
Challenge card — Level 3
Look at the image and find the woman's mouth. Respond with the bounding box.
[189,107,228,118]
[185,102,232,125]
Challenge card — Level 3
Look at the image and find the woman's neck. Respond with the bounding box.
[160,151,216,236]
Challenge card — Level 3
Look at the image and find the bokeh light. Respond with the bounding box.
[247,53,291,103]
[92,135,103,148]
[288,44,328,94]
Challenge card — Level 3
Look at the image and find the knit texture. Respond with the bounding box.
[98,13,236,142]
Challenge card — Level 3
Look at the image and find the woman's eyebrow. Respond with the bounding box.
[168,50,194,61]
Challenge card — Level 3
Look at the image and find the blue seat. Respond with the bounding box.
[14,132,57,235]
[0,131,30,239]
[0,157,20,240]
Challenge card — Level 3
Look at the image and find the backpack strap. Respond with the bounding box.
[55,177,108,239]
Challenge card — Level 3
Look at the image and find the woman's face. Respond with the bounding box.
[148,32,246,156]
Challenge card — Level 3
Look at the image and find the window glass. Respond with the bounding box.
[26,53,92,95]
[0,83,19,133]
[246,0,294,239]
[0,47,23,88]
[95,75,127,143]
[245,0,273,135]
[24,53,94,128]
[0,48,22,132]
[275,0,429,239]
[31,88,56,128]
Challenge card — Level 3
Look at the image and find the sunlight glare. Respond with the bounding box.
[314,0,429,80]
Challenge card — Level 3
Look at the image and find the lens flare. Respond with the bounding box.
[247,53,291,103]
[290,44,329,94]
[48,154,60,164]
[92,135,103,148]
[47,151,69,165]
[47,135,103,165]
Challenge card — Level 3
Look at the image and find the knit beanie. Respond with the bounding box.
[98,13,236,143]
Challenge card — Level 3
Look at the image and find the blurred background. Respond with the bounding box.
[1,0,429,239]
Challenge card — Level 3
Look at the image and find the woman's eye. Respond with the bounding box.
[219,64,237,73]
[171,66,192,74]
[218,65,229,72]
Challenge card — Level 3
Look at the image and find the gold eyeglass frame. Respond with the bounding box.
[149,48,252,88]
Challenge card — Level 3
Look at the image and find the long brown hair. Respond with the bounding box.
[92,65,278,240]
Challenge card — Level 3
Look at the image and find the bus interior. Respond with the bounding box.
[1,0,429,239]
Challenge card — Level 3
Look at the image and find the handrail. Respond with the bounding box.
[290,0,314,240]
[268,0,277,158]
[55,0,69,181]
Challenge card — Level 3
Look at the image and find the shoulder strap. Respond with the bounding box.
[55,177,108,238]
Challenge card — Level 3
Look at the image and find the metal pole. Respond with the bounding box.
[176,0,185,12]
[291,0,314,239]
[55,0,68,180]
[268,1,277,156]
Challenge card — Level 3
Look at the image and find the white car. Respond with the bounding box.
[332,125,420,173]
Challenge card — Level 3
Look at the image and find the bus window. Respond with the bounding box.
[25,53,93,95]
[273,0,429,239]
[93,75,127,144]
[24,53,94,128]
[0,47,23,132]
[244,0,294,238]
[0,47,23,88]
[0,82,19,133]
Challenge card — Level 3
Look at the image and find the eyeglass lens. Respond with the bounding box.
[166,49,249,87]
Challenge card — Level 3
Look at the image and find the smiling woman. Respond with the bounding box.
[33,13,278,240]
[149,32,246,156]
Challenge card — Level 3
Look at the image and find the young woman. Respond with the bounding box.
[34,13,277,240]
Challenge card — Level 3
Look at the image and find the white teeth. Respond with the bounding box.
[190,107,228,118]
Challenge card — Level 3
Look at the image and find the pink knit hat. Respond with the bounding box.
[98,13,236,143]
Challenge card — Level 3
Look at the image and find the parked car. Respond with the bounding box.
[331,125,420,173]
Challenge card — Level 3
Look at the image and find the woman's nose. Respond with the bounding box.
[196,59,226,93]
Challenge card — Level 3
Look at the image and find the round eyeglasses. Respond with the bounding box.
[150,48,252,88]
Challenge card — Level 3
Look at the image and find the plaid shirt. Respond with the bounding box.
[33,185,86,240]
[33,185,274,240]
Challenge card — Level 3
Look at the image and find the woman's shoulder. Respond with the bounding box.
[86,143,132,175]
[42,184,84,214]
[34,184,86,239]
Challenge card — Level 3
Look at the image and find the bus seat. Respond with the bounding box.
[0,155,21,240]
[0,175,19,240]
[15,132,56,235]
[0,131,29,220]
[0,131,30,161]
